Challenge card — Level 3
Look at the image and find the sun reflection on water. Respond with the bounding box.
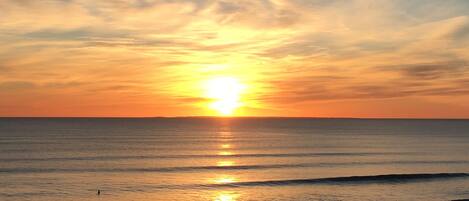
[218,131,233,141]
[217,161,235,166]
[213,191,239,201]
[218,151,233,156]
[213,175,236,184]
[211,130,239,201]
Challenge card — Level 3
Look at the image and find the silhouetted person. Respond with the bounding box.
[97,189,100,196]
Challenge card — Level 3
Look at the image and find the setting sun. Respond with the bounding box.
[204,77,245,116]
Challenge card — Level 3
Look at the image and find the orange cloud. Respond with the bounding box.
[1,0,469,117]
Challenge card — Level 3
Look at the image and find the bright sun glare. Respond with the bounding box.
[204,77,245,116]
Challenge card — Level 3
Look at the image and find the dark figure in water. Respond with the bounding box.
[97,190,100,196]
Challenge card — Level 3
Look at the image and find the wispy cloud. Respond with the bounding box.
[1,0,469,117]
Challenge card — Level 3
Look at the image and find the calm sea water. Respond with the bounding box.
[0,118,468,201]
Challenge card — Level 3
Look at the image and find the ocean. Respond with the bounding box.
[0,118,468,201]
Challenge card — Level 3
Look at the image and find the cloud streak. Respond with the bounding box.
[1,0,469,117]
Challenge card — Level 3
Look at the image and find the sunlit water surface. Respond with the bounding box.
[1,118,468,201]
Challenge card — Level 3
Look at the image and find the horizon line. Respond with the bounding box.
[0,116,468,120]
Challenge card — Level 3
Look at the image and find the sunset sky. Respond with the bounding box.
[1,0,469,118]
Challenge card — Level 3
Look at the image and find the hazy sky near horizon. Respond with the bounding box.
[1,0,469,117]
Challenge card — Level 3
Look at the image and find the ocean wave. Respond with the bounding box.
[204,173,469,187]
[1,161,468,174]
[0,163,335,173]
[0,152,405,162]
[88,173,469,191]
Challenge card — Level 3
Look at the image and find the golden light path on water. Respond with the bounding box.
[213,191,240,201]
[212,129,239,201]
[217,161,235,167]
